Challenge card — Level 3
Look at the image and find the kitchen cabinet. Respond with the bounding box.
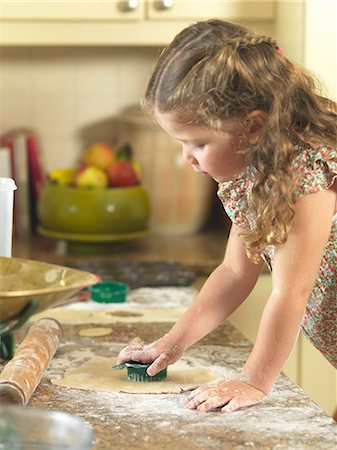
[147,0,274,20]
[228,274,337,417]
[0,0,275,46]
[1,1,144,21]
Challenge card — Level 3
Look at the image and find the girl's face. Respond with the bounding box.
[156,112,247,183]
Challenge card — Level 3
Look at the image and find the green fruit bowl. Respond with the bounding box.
[37,183,151,242]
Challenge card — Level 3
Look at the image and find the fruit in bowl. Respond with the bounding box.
[82,143,116,170]
[48,142,141,189]
[75,165,109,188]
[37,142,150,241]
[107,160,138,187]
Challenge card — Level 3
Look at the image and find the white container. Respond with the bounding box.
[0,178,17,257]
[117,106,214,234]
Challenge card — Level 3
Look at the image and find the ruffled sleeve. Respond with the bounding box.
[217,166,256,229]
[293,144,337,198]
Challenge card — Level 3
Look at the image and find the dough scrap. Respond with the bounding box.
[51,356,219,394]
[78,327,113,337]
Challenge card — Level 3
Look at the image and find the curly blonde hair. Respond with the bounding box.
[143,19,337,262]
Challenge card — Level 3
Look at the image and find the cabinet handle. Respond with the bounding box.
[119,0,139,12]
[154,0,174,10]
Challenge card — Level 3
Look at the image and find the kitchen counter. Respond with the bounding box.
[9,313,337,450]
[12,231,227,278]
[6,233,337,448]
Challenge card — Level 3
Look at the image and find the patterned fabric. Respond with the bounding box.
[217,144,337,368]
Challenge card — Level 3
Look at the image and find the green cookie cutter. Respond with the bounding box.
[112,361,167,382]
[89,281,129,303]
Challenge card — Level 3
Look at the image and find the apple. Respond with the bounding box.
[106,160,139,187]
[75,165,108,188]
[82,143,116,170]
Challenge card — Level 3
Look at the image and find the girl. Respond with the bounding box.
[118,19,337,413]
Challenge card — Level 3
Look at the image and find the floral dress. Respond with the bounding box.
[217,144,337,368]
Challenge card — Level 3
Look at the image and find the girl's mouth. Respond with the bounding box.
[194,168,209,177]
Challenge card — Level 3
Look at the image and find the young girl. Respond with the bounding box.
[118,19,337,413]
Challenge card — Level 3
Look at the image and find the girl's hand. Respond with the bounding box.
[184,379,266,413]
[117,337,184,376]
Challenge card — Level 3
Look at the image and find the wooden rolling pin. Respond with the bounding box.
[0,318,63,405]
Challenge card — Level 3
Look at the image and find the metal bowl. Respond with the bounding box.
[0,256,98,323]
[0,404,93,450]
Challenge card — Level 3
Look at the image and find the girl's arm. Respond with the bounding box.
[117,223,263,371]
[242,187,336,393]
[186,187,336,413]
[163,223,263,350]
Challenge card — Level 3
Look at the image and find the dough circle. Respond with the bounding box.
[51,356,219,394]
[78,327,113,337]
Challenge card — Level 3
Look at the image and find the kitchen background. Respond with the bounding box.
[0,0,336,417]
[1,1,336,173]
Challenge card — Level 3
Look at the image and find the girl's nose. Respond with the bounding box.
[182,146,197,165]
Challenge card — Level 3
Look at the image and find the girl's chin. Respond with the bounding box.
[213,176,231,183]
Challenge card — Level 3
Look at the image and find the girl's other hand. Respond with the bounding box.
[117,337,184,376]
[184,379,266,413]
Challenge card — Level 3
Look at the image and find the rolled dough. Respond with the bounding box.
[78,327,113,337]
[31,308,185,325]
[51,357,219,394]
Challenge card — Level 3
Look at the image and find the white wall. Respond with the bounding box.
[275,0,305,63]
[0,47,158,171]
[276,0,337,100]
[304,0,337,100]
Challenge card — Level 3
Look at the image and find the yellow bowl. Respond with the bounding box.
[37,183,151,241]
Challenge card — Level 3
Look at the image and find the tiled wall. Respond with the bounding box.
[0,47,158,171]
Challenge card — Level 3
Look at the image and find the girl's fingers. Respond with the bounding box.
[117,344,153,364]
[116,346,141,364]
[197,396,228,412]
[221,395,259,413]
[147,352,170,376]
[185,388,220,410]
[146,343,183,375]
[184,385,210,403]
[184,380,266,413]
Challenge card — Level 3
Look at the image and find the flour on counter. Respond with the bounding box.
[30,286,197,325]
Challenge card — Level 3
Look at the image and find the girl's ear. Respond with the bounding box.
[245,110,266,145]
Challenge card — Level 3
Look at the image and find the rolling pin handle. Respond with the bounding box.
[0,383,25,404]
[0,300,40,361]
[0,333,14,360]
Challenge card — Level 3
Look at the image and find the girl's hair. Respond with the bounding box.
[143,19,337,262]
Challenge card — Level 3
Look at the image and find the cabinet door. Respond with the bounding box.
[2,0,144,21]
[147,0,274,21]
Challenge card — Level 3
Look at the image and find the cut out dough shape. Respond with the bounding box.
[51,356,220,394]
[78,327,113,337]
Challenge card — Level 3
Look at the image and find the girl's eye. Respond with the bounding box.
[193,144,205,150]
